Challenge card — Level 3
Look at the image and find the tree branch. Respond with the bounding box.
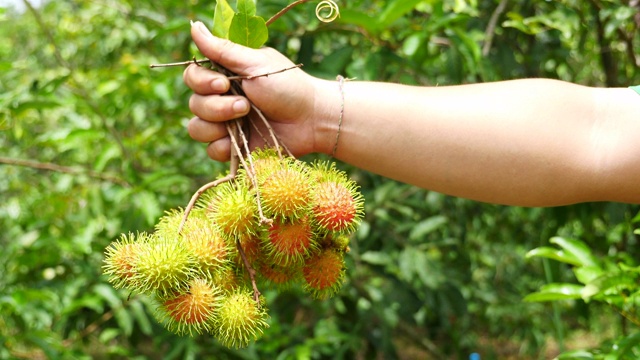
[482,0,509,57]
[0,156,130,187]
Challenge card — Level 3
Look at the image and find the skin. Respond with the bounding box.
[184,21,640,207]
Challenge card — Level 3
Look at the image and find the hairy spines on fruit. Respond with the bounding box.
[237,147,282,182]
[133,234,199,296]
[262,216,316,267]
[257,159,313,221]
[302,249,346,300]
[257,261,300,288]
[309,162,364,234]
[103,232,146,290]
[180,215,232,278]
[214,289,270,349]
[156,278,224,336]
[205,181,259,240]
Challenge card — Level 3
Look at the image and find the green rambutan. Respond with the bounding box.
[103,232,147,290]
[205,181,260,240]
[309,162,364,234]
[257,160,312,221]
[262,216,316,267]
[181,215,231,277]
[318,233,351,253]
[238,147,282,183]
[157,278,224,336]
[212,265,246,294]
[214,289,269,349]
[133,234,199,296]
[302,249,346,300]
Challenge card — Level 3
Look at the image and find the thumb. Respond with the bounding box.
[190,21,260,75]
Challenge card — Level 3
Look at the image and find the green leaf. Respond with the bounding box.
[213,0,235,39]
[550,237,599,268]
[228,13,268,49]
[556,350,595,360]
[378,0,423,29]
[581,272,637,300]
[523,283,584,302]
[236,0,256,16]
[525,246,582,266]
[573,266,604,285]
[409,215,447,241]
[361,251,390,265]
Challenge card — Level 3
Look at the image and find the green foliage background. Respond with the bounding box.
[1,0,639,359]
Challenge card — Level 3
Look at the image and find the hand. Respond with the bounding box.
[183,21,336,161]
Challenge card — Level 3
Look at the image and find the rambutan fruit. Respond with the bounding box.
[258,160,312,221]
[181,215,231,278]
[257,261,299,288]
[237,147,282,183]
[212,265,246,294]
[157,278,224,336]
[309,162,364,234]
[206,181,259,240]
[232,233,263,268]
[133,234,199,296]
[318,233,351,253]
[214,289,269,349]
[262,216,316,267]
[302,249,345,300]
[103,232,147,290]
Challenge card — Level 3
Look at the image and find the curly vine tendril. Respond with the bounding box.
[315,0,340,23]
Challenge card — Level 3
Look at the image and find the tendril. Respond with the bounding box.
[315,0,340,23]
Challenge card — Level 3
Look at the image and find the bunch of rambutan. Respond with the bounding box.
[103,148,364,349]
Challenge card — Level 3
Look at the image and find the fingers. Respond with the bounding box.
[187,117,227,142]
[207,138,231,162]
[183,64,230,95]
[190,21,263,74]
[189,94,250,122]
[187,117,231,162]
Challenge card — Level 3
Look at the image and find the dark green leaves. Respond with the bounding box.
[213,0,268,49]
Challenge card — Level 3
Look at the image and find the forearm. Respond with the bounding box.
[314,78,640,206]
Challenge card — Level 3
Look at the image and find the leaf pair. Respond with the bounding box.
[213,0,268,49]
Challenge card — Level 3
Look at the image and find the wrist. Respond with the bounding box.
[311,77,344,156]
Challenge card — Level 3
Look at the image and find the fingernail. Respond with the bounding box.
[211,78,227,92]
[191,20,212,38]
[233,100,249,114]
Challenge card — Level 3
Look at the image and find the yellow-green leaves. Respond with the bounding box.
[213,0,234,39]
[213,0,268,49]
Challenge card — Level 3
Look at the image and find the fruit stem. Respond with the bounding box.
[236,238,262,305]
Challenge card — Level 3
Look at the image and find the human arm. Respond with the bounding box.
[184,21,640,206]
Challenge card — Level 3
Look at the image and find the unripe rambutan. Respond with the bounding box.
[215,289,269,349]
[257,262,299,288]
[258,160,312,221]
[181,215,231,278]
[302,249,345,300]
[263,217,316,267]
[318,233,351,253]
[157,278,224,336]
[310,162,364,234]
[103,232,147,290]
[206,181,259,240]
[238,147,282,183]
[213,265,246,294]
[133,234,199,296]
[232,233,263,268]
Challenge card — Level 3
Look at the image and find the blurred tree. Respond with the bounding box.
[0,0,638,359]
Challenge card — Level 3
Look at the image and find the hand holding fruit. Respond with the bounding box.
[184,21,339,161]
